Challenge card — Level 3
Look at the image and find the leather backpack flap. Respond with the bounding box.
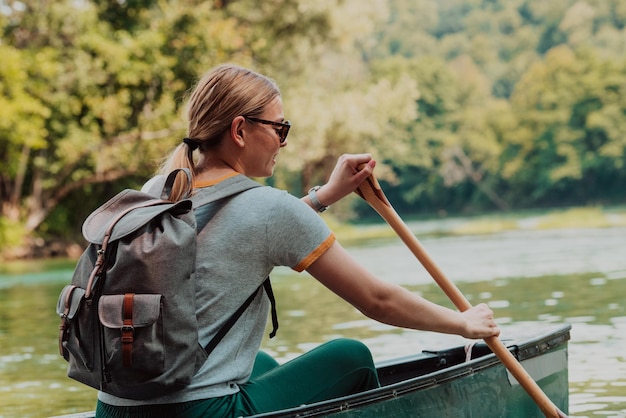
[56,284,86,320]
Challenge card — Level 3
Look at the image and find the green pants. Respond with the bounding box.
[96,338,380,418]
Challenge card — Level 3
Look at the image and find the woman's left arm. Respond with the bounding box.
[302,154,376,210]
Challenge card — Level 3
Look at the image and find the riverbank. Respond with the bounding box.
[2,205,626,263]
[332,205,626,246]
[0,235,84,262]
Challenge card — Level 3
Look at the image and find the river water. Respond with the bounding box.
[1,224,625,417]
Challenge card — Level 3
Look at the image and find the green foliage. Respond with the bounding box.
[370,0,626,212]
[0,217,27,251]
[506,45,626,205]
[2,0,626,257]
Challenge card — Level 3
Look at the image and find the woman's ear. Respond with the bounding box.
[230,116,246,148]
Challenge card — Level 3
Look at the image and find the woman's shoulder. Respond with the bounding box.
[227,180,319,221]
[238,182,297,207]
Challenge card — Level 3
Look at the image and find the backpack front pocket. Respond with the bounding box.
[98,294,165,375]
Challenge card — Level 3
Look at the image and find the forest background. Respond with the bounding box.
[2,0,626,260]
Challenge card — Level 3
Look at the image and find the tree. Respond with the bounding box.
[508,45,626,205]
[4,0,626,257]
[1,0,188,235]
[0,0,418,253]
[264,0,420,197]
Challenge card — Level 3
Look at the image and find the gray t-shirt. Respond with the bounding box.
[99,174,335,405]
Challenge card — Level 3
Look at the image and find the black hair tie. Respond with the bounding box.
[183,137,200,151]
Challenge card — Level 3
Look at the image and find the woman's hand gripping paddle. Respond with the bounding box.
[354,174,568,418]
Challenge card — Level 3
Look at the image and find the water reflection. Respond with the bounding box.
[348,226,626,285]
[0,226,625,417]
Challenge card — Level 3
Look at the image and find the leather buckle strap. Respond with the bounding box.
[121,293,135,368]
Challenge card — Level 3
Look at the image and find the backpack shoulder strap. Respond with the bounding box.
[263,278,279,338]
[203,277,278,356]
[191,175,272,356]
[191,174,262,208]
[143,172,262,208]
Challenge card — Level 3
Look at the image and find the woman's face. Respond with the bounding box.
[242,96,289,177]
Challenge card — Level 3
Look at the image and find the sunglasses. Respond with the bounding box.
[245,116,291,144]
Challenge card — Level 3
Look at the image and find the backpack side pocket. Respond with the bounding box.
[56,285,92,368]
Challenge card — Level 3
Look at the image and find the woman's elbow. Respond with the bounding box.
[356,290,396,324]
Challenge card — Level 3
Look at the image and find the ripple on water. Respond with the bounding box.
[568,321,626,415]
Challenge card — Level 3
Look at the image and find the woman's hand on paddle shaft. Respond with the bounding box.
[310,154,376,207]
[459,303,501,339]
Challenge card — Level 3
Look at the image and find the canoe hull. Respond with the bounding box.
[249,323,570,418]
[320,346,568,417]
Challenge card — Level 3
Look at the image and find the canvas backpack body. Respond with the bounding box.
[56,170,272,400]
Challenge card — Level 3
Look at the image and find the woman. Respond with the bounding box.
[96,64,499,417]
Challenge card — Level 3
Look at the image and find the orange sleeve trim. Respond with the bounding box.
[293,232,336,272]
[193,172,240,189]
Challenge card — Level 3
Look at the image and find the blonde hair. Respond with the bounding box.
[161,64,281,200]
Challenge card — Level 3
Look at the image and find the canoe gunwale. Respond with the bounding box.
[513,324,571,361]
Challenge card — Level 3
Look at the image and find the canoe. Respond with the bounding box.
[52,322,571,418]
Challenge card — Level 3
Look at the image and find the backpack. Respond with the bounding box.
[56,169,278,400]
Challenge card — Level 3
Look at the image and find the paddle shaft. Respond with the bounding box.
[355,175,567,418]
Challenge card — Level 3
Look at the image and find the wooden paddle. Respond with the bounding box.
[354,174,568,418]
